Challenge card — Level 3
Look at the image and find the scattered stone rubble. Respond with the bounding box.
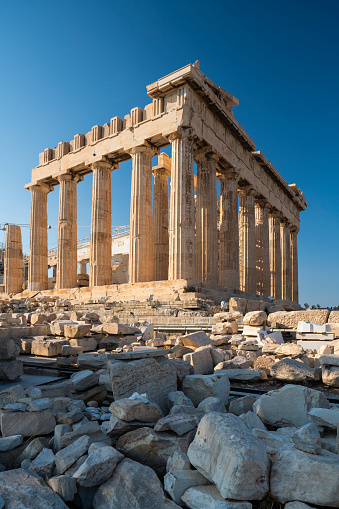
[0,299,339,507]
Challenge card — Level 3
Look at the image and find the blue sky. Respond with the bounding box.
[0,0,338,306]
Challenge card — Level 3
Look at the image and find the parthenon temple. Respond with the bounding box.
[24,62,306,302]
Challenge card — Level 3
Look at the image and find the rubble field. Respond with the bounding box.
[0,294,338,508]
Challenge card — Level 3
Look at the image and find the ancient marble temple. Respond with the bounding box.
[25,62,306,302]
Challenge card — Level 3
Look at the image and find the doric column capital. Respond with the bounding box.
[194,146,219,164]
[152,153,171,177]
[168,127,194,143]
[129,143,159,158]
[57,172,84,184]
[218,168,240,182]
[255,197,269,208]
[28,182,54,194]
[238,185,256,197]
[90,160,118,172]
[290,225,300,234]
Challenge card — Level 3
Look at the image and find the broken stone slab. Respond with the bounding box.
[0,338,20,361]
[0,360,23,382]
[251,428,293,456]
[239,411,266,431]
[210,348,231,366]
[188,412,269,500]
[183,346,214,375]
[117,426,195,476]
[229,396,256,416]
[64,323,92,339]
[177,331,213,350]
[101,323,141,335]
[181,485,253,509]
[105,415,155,437]
[70,337,97,352]
[270,358,321,382]
[268,310,330,329]
[38,381,72,399]
[70,370,99,392]
[0,468,68,508]
[291,422,322,454]
[183,373,230,407]
[47,475,77,502]
[319,354,339,366]
[73,445,120,487]
[322,366,339,386]
[215,356,253,370]
[108,357,177,413]
[270,446,339,507]
[31,339,68,357]
[0,434,23,452]
[213,311,242,322]
[55,435,90,474]
[308,407,339,428]
[62,345,83,356]
[109,398,163,422]
[164,469,211,504]
[154,414,200,435]
[275,343,306,357]
[212,322,238,335]
[78,353,108,370]
[58,421,110,450]
[93,457,180,508]
[253,385,330,427]
[216,368,261,382]
[50,320,77,336]
[109,348,170,360]
[16,437,49,464]
[243,310,267,326]
[0,409,56,437]
[30,447,55,478]
[167,450,192,473]
[168,391,194,408]
[168,358,192,383]
[27,397,51,412]
[197,397,226,414]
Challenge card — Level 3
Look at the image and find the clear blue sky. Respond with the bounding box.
[0,0,338,307]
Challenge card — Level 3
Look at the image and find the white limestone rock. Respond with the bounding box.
[269,358,321,382]
[181,485,252,509]
[183,346,214,375]
[166,451,192,473]
[73,445,120,487]
[0,468,68,508]
[168,391,194,408]
[55,435,90,474]
[308,407,339,428]
[229,396,256,416]
[0,409,56,437]
[187,412,269,500]
[164,469,211,504]
[178,331,213,349]
[253,384,329,427]
[216,368,261,381]
[47,475,77,502]
[197,397,226,413]
[30,447,55,478]
[291,422,322,454]
[183,373,230,406]
[109,398,163,422]
[70,370,99,392]
[239,411,266,431]
[270,446,339,506]
[243,311,267,326]
[154,414,200,435]
[0,434,23,452]
[93,458,180,508]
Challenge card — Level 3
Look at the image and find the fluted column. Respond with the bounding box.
[28,183,53,291]
[281,220,292,301]
[291,227,299,303]
[129,146,155,283]
[79,260,87,274]
[153,153,171,281]
[56,173,82,289]
[269,209,282,298]
[255,199,270,296]
[195,152,218,283]
[219,170,240,289]
[4,224,23,294]
[239,187,256,293]
[90,161,116,287]
[168,129,195,281]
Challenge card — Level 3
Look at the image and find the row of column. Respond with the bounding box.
[28,129,299,302]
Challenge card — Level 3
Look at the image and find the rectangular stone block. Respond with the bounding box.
[107,357,177,413]
[0,410,56,437]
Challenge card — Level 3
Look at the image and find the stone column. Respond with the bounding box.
[255,199,270,296]
[90,161,116,287]
[269,209,282,299]
[219,170,240,289]
[168,129,195,281]
[4,224,23,294]
[195,152,218,284]
[291,227,299,303]
[56,173,82,289]
[129,146,155,283]
[152,153,171,281]
[238,187,256,293]
[79,260,87,274]
[28,183,53,291]
[281,220,292,301]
